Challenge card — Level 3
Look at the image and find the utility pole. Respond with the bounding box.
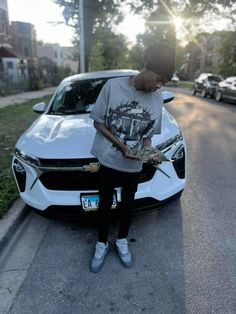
[79,0,85,73]
[63,0,85,73]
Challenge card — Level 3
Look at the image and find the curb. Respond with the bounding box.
[0,199,29,252]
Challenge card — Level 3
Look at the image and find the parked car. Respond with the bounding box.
[215,76,236,103]
[12,70,187,217]
[193,73,223,98]
[169,72,180,86]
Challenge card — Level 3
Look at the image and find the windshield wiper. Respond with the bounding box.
[51,109,88,115]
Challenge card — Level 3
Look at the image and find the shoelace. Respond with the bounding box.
[95,244,106,258]
[117,241,129,255]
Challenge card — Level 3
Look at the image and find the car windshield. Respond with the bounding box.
[48,78,110,115]
[208,76,222,82]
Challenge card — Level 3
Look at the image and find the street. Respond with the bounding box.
[0,89,236,314]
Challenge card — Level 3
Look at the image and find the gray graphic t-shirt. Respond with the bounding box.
[90,76,163,172]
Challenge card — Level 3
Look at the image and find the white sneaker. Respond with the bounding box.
[90,242,109,273]
[116,238,133,268]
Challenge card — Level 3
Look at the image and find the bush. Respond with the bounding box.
[0,80,8,96]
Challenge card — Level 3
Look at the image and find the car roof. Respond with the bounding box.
[63,69,139,82]
[225,76,236,80]
[207,73,221,77]
[200,73,221,77]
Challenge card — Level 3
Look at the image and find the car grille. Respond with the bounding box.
[39,158,96,167]
[39,159,156,191]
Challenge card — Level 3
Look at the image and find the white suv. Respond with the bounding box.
[12,70,187,216]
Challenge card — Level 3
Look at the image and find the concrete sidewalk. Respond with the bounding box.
[0,86,56,252]
[0,87,56,109]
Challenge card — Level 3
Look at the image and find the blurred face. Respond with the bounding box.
[140,70,167,92]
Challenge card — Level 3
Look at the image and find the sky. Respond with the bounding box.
[7,0,145,47]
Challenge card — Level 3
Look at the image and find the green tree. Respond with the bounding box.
[89,27,131,71]
[54,0,124,71]
[129,42,145,70]
[218,31,236,77]
[128,0,236,20]
[54,0,236,73]
[89,41,105,71]
[129,1,176,70]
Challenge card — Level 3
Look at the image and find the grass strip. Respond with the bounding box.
[178,81,194,90]
[0,95,52,218]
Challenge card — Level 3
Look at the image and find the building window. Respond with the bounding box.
[55,50,58,58]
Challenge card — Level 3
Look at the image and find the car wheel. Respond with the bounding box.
[201,88,207,98]
[192,87,196,95]
[215,90,222,102]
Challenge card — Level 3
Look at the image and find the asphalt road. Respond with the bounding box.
[0,89,236,314]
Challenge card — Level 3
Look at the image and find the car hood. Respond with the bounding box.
[16,109,180,159]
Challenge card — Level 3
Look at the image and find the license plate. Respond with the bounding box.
[80,193,117,212]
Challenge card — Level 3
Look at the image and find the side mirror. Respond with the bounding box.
[33,102,46,113]
[161,91,174,103]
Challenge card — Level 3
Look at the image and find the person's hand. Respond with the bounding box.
[146,156,162,165]
[121,145,140,160]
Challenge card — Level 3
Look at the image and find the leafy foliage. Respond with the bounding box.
[129,2,176,70]
[127,0,236,18]
[89,27,131,71]
[54,0,124,70]
[54,0,236,74]
[218,31,236,77]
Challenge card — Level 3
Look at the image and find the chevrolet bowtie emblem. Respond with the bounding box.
[82,162,100,172]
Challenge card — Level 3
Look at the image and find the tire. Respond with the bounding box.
[201,88,207,98]
[215,90,222,102]
[192,87,196,95]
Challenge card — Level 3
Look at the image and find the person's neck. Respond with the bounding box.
[131,75,143,91]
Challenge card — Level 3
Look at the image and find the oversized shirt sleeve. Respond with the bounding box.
[143,92,163,138]
[89,80,110,124]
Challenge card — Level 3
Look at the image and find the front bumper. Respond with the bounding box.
[12,140,187,213]
[207,86,217,96]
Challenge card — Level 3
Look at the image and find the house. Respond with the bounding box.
[180,31,232,80]
[10,21,38,79]
[0,46,19,82]
[37,44,78,73]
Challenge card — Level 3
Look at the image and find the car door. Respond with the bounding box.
[221,79,233,98]
[196,74,205,91]
[228,79,236,100]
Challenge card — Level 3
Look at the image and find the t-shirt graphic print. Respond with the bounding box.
[107,100,155,153]
[90,76,163,172]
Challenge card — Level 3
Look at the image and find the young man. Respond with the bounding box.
[89,43,175,273]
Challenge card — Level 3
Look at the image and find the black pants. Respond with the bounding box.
[98,164,140,243]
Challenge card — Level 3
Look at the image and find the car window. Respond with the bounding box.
[208,76,222,82]
[48,78,110,115]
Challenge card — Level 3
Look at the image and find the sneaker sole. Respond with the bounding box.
[116,246,133,268]
[90,248,109,273]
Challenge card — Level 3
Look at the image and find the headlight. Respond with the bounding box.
[15,148,41,167]
[156,130,183,152]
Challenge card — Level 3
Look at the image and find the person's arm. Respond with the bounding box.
[94,121,140,160]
